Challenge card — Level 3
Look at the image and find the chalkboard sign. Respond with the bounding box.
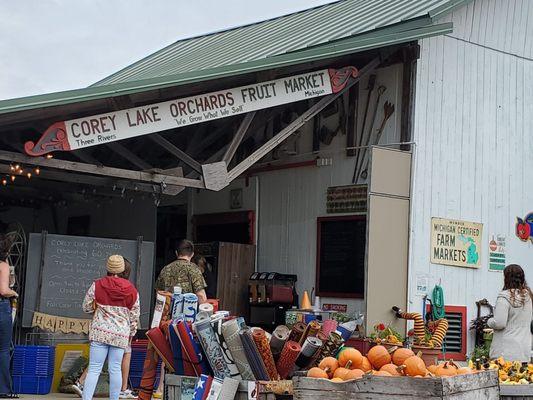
[22,232,154,328]
[316,216,366,298]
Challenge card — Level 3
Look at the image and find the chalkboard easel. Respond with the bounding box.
[316,216,366,298]
[22,232,155,328]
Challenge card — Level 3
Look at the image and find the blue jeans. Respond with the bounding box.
[0,299,12,395]
[82,341,124,400]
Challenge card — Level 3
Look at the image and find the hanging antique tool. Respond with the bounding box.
[351,75,376,182]
[358,101,395,181]
[353,84,386,183]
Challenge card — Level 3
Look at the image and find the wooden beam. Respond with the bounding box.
[0,150,205,189]
[107,142,152,170]
[72,150,101,165]
[149,134,202,173]
[228,58,380,181]
[0,164,182,195]
[223,112,256,165]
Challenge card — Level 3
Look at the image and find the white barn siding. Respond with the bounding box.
[410,0,533,352]
[257,65,403,313]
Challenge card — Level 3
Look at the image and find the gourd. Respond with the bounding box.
[456,366,473,375]
[367,345,392,369]
[332,367,351,380]
[307,367,328,379]
[402,355,427,377]
[372,370,393,377]
[360,356,373,372]
[343,369,364,380]
[435,361,458,377]
[318,357,339,378]
[380,363,402,376]
[392,348,415,366]
[330,377,344,382]
[338,347,363,369]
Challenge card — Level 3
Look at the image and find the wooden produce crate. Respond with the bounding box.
[500,384,533,400]
[164,374,292,400]
[293,370,499,400]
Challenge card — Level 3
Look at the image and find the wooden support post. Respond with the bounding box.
[227,58,380,181]
[223,112,256,165]
[149,134,202,173]
[0,150,205,189]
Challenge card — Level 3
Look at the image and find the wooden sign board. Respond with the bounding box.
[25,67,358,156]
[430,217,483,268]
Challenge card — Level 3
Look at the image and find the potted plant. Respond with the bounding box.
[368,322,404,349]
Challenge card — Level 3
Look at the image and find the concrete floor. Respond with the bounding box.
[20,395,76,399]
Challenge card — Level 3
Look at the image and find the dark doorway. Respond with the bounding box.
[193,211,254,244]
[156,205,187,273]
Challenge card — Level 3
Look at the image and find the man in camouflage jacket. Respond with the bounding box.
[155,239,207,304]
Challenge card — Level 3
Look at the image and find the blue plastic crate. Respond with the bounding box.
[12,345,55,376]
[12,374,53,395]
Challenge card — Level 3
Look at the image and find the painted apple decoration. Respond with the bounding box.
[516,217,531,242]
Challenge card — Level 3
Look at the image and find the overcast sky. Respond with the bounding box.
[0,0,335,101]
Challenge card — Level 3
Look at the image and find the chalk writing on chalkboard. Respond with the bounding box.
[22,232,155,328]
[317,216,366,298]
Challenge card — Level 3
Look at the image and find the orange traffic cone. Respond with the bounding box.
[301,290,312,310]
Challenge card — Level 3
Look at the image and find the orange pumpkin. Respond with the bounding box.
[307,367,328,379]
[435,362,457,377]
[338,347,363,369]
[343,369,364,380]
[403,355,426,377]
[360,356,373,372]
[330,377,344,382]
[372,370,392,377]
[427,365,438,374]
[456,366,473,375]
[333,367,351,380]
[318,357,339,378]
[392,348,415,366]
[367,345,392,369]
[380,363,402,376]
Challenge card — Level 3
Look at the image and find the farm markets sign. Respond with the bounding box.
[430,217,483,268]
[25,67,358,156]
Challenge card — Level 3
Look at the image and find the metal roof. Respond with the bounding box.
[0,0,469,116]
[93,0,468,86]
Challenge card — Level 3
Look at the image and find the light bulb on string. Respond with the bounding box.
[9,165,15,172]
[46,154,53,159]
[18,169,24,175]
[10,176,15,182]
[35,167,40,175]
[14,164,20,171]
[26,172,32,179]
[1,179,6,186]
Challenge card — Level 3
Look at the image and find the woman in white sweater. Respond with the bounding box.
[487,264,532,362]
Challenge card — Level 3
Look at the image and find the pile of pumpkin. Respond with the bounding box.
[307,345,474,381]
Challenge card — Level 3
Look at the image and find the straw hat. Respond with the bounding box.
[107,255,125,274]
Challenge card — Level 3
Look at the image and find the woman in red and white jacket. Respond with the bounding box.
[82,255,140,400]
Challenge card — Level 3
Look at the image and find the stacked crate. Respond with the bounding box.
[12,345,55,395]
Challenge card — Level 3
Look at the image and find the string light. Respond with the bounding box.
[45,154,53,159]
[10,176,15,182]
[26,172,32,179]
[1,179,6,186]
[14,164,20,171]
[35,167,40,175]
[9,165,15,172]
